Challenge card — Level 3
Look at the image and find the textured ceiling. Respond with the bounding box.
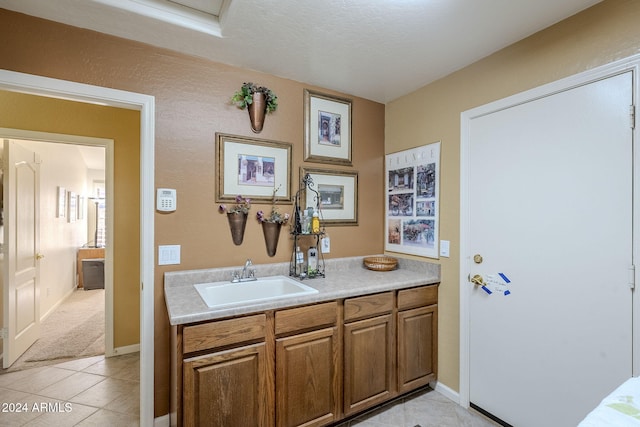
[1,0,602,103]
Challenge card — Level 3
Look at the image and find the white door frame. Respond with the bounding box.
[460,54,640,408]
[0,70,155,425]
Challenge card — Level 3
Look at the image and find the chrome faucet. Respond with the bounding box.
[231,259,257,283]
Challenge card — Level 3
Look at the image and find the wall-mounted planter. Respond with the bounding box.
[231,82,278,134]
[227,212,248,245]
[261,221,282,256]
[248,92,267,133]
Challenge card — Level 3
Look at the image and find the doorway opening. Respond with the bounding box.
[0,137,112,371]
[0,69,155,425]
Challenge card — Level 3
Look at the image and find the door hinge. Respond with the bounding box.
[0,327,7,340]
[630,105,636,129]
[629,265,636,289]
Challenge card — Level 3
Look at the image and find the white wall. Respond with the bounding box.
[20,140,103,318]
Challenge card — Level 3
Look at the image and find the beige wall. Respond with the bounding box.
[385,0,640,393]
[0,8,385,416]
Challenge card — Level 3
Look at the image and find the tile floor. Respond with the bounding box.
[336,387,500,427]
[0,351,496,427]
[0,352,139,426]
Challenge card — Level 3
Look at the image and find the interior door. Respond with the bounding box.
[3,139,41,368]
[466,72,633,426]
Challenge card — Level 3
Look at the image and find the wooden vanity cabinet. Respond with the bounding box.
[397,286,438,393]
[274,301,341,427]
[343,292,395,416]
[173,283,438,427]
[176,314,273,427]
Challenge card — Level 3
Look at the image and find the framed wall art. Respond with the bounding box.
[385,141,441,258]
[216,133,292,204]
[57,186,66,218]
[301,167,358,226]
[68,190,77,223]
[303,89,352,165]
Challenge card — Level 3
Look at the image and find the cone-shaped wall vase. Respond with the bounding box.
[261,222,282,257]
[227,212,247,245]
[248,92,267,133]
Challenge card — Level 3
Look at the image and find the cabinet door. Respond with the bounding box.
[343,313,395,416]
[397,304,437,394]
[183,343,272,427]
[276,327,339,427]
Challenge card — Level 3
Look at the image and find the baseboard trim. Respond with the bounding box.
[40,287,76,322]
[109,343,140,357]
[430,380,460,405]
[154,413,170,427]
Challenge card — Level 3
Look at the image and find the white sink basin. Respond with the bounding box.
[194,275,318,309]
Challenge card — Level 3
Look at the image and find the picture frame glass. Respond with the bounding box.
[305,90,352,165]
[303,168,357,225]
[216,134,292,203]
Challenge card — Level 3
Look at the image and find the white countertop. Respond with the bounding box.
[164,255,440,325]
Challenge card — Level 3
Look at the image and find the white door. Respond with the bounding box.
[3,140,41,368]
[465,72,633,426]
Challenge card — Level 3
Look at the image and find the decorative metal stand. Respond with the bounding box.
[290,173,325,279]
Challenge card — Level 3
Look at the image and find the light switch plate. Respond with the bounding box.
[439,240,450,257]
[159,245,181,265]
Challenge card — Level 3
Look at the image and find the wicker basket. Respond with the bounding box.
[363,256,398,271]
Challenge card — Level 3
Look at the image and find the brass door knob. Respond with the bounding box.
[36,253,45,260]
[470,274,485,286]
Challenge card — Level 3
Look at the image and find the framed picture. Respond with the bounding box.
[385,141,441,258]
[216,133,292,203]
[68,191,77,223]
[57,186,66,218]
[301,167,358,226]
[78,195,85,220]
[304,89,352,165]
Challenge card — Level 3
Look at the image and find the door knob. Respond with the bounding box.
[36,253,45,260]
[470,274,485,286]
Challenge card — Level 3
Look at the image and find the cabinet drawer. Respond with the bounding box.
[344,291,394,322]
[397,285,437,311]
[275,301,337,335]
[183,314,266,354]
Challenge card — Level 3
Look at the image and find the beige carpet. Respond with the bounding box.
[1,288,105,373]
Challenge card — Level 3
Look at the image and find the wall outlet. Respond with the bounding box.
[321,236,330,253]
[440,240,450,257]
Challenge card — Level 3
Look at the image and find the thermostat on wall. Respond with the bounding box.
[157,188,177,212]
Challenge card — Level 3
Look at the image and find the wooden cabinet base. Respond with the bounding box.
[182,343,271,427]
[173,284,438,427]
[398,305,437,393]
[276,327,340,427]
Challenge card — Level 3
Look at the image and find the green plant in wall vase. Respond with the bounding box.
[231,82,278,133]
